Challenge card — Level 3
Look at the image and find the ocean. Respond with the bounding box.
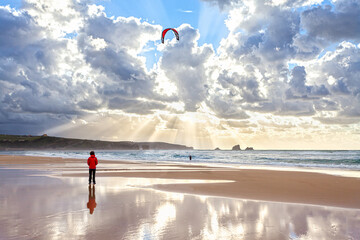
[1,149,360,170]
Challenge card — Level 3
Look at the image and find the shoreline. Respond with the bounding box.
[2,152,360,179]
[1,155,360,209]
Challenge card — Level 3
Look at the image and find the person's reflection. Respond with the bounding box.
[87,185,97,214]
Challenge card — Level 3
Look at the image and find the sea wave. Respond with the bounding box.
[1,150,360,170]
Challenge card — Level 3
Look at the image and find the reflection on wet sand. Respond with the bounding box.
[87,185,97,214]
[0,169,360,240]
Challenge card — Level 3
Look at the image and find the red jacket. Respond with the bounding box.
[87,155,98,169]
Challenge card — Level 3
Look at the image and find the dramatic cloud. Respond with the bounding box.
[285,66,330,99]
[301,1,360,42]
[0,0,359,149]
[78,11,165,111]
[208,0,360,123]
[306,42,360,121]
[0,1,165,134]
[0,5,81,133]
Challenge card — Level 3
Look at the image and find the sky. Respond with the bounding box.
[0,0,359,150]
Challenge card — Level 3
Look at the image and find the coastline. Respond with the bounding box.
[1,155,360,209]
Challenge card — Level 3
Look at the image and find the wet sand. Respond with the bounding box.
[1,155,360,239]
[1,155,360,208]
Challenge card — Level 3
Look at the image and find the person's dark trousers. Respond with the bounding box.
[89,169,96,184]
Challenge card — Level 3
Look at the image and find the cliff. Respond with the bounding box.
[0,134,193,150]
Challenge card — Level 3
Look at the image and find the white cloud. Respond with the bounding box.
[178,9,193,13]
[0,0,359,149]
[208,0,360,126]
[158,24,214,112]
[0,1,165,134]
[23,0,85,37]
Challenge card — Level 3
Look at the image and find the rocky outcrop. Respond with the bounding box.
[245,147,254,151]
[232,144,241,151]
[214,147,221,150]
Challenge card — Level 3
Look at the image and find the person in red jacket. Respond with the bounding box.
[87,151,98,185]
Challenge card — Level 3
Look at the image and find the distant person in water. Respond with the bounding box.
[189,155,192,161]
[88,151,98,185]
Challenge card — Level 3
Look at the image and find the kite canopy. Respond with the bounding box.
[161,28,179,44]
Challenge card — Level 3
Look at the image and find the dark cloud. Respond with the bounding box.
[0,7,41,48]
[292,34,323,60]
[258,9,299,62]
[206,95,250,119]
[301,1,360,42]
[78,39,155,98]
[217,71,265,103]
[331,79,351,95]
[286,66,329,99]
[315,117,360,125]
[278,101,316,116]
[244,101,278,113]
[0,110,74,135]
[313,99,338,111]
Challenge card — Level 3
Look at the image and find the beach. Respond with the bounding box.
[1,154,360,239]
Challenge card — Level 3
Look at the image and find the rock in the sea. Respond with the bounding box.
[245,147,254,151]
[214,147,221,150]
[232,144,241,151]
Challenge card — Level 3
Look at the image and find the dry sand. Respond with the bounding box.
[1,154,360,209]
